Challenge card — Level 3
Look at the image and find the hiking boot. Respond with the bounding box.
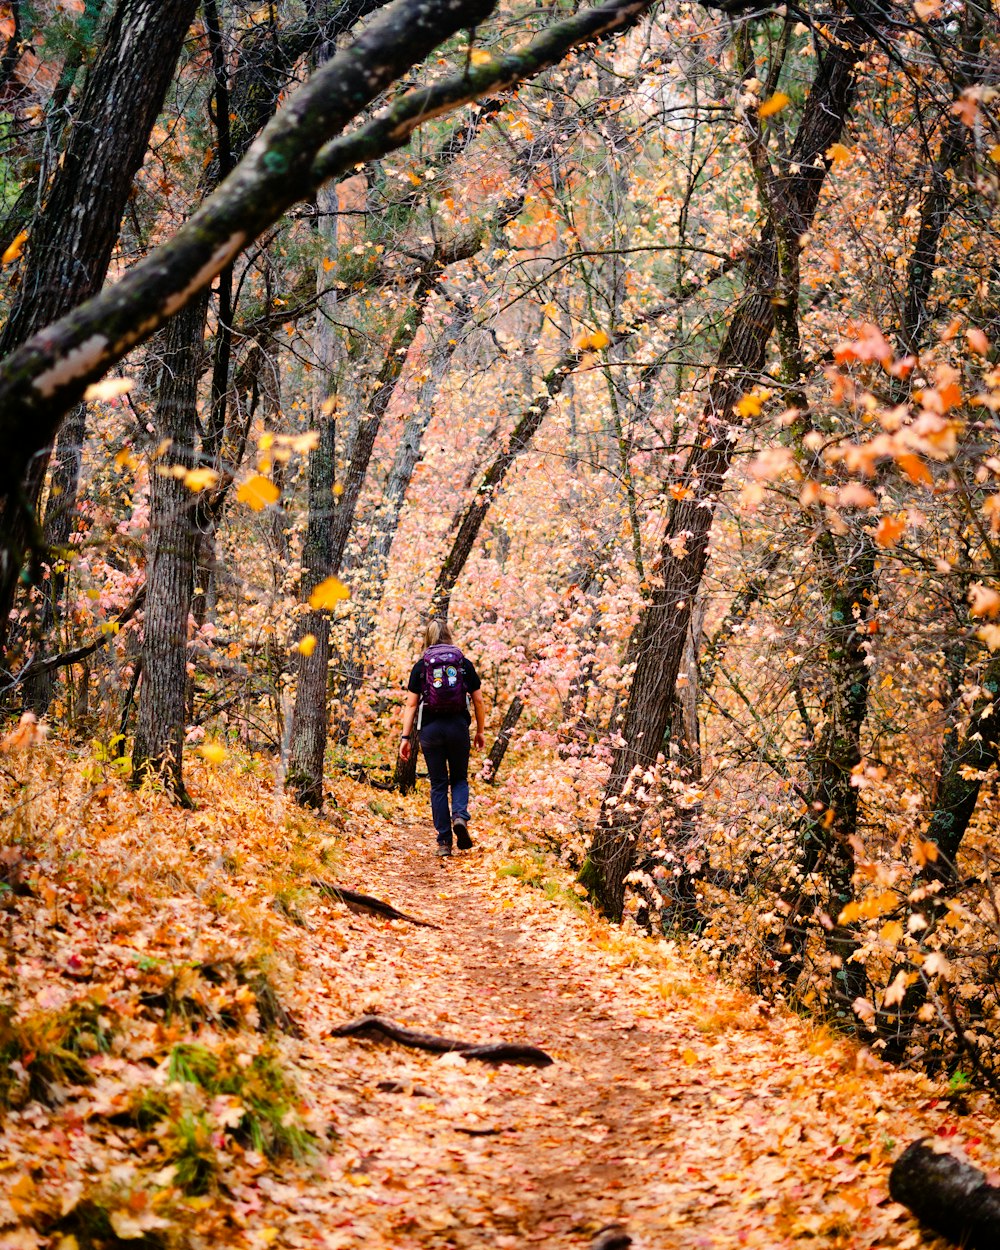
[435,840,452,857]
[454,821,473,851]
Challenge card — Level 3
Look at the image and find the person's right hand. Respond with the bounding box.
[399,738,411,762]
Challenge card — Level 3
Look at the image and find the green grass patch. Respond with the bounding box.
[498,855,588,914]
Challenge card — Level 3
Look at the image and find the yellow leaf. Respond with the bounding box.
[882,969,908,1007]
[991,143,1000,164]
[913,0,941,17]
[287,431,320,454]
[309,576,350,609]
[2,229,28,264]
[183,468,219,492]
[735,392,764,418]
[838,901,864,924]
[84,377,134,402]
[759,91,791,118]
[199,741,227,765]
[588,329,610,350]
[322,257,335,272]
[237,475,280,511]
[825,142,852,165]
[296,633,317,657]
[469,47,492,66]
[682,1048,698,1065]
[879,920,904,946]
[977,624,1000,652]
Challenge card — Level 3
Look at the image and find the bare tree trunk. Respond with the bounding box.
[131,298,207,805]
[287,419,337,808]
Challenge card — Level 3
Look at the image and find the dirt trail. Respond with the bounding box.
[297,812,965,1250]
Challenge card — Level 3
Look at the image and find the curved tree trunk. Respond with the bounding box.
[583,17,865,920]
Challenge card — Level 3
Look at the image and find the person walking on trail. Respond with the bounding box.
[399,621,485,857]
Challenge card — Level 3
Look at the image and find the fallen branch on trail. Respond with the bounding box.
[329,1014,554,1067]
[311,881,439,928]
[889,1138,1000,1250]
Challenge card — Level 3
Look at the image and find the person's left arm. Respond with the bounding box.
[470,688,485,751]
[400,690,419,760]
[466,658,486,751]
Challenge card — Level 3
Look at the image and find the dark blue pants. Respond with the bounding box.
[419,718,470,846]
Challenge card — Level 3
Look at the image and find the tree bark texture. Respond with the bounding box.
[20,403,87,710]
[583,16,866,921]
[776,528,877,1001]
[131,298,208,804]
[288,420,337,808]
[0,0,201,656]
[889,1139,1000,1250]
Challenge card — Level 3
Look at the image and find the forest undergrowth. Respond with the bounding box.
[1,730,998,1250]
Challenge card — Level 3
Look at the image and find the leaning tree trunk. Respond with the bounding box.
[131,298,208,805]
[0,0,661,519]
[583,16,865,920]
[484,693,524,785]
[0,0,201,661]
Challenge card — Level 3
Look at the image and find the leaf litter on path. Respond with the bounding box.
[0,758,995,1248]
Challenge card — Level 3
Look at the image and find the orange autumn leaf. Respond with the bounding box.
[874,515,906,548]
[968,582,1000,618]
[2,230,28,265]
[759,91,791,118]
[895,453,933,486]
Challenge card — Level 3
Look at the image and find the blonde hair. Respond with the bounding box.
[423,619,453,649]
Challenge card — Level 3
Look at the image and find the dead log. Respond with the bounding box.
[311,881,439,928]
[889,1138,1000,1250]
[329,1014,553,1067]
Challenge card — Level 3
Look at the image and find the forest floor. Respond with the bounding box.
[1,747,998,1249]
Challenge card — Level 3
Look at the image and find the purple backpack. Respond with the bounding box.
[421,644,467,714]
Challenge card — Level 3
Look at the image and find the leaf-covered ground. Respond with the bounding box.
[1,742,998,1248]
